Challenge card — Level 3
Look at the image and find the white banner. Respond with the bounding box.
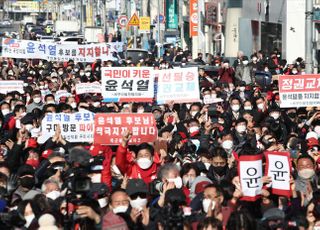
[0,80,24,94]
[76,82,102,95]
[2,39,123,62]
[265,151,291,197]
[39,111,95,143]
[156,67,200,104]
[54,90,71,103]
[238,155,263,201]
[101,67,154,102]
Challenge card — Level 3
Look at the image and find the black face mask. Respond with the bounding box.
[287,113,296,119]
[20,177,35,190]
[212,165,228,176]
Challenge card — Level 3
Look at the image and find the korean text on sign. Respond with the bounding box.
[279,74,320,108]
[101,67,154,103]
[39,111,95,143]
[238,154,263,201]
[94,113,157,145]
[265,151,291,197]
[1,39,122,63]
[156,67,200,104]
[0,80,24,94]
[76,82,102,95]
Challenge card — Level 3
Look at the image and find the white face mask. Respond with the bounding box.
[46,100,55,105]
[46,190,61,200]
[80,72,85,76]
[24,214,35,228]
[236,125,246,133]
[137,158,153,170]
[167,176,183,189]
[256,133,261,141]
[93,102,100,108]
[298,169,315,179]
[24,124,33,132]
[98,197,108,208]
[239,86,246,92]
[242,60,249,65]
[222,140,233,150]
[33,97,41,104]
[137,108,144,114]
[1,109,10,116]
[58,71,64,75]
[257,103,264,110]
[231,104,240,112]
[189,126,199,133]
[130,197,148,210]
[190,111,198,117]
[113,205,128,214]
[85,72,91,77]
[70,102,77,109]
[204,162,211,171]
[31,127,41,138]
[202,199,215,213]
[270,112,280,120]
[91,173,101,183]
[244,106,252,110]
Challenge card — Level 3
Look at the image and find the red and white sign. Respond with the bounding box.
[156,67,200,104]
[94,113,157,145]
[118,15,128,28]
[0,80,24,94]
[76,82,101,95]
[265,151,291,197]
[238,154,263,201]
[101,67,154,103]
[189,0,198,37]
[279,74,320,108]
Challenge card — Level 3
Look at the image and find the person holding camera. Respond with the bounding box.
[115,130,161,184]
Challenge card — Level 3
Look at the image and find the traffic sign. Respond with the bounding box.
[128,13,140,26]
[139,17,150,33]
[158,14,165,23]
[117,15,128,28]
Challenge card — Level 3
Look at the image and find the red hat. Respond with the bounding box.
[42,149,53,159]
[308,137,320,149]
[195,181,211,194]
[25,138,38,149]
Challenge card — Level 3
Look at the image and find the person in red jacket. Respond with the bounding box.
[115,130,160,184]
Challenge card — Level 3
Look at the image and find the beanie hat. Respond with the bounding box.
[38,214,58,230]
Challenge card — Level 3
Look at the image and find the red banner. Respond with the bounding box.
[265,151,291,197]
[94,113,157,145]
[279,74,320,108]
[189,0,198,37]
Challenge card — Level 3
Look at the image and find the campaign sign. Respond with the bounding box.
[94,113,157,145]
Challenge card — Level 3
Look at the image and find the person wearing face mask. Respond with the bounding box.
[27,90,44,113]
[88,183,110,215]
[115,130,160,184]
[232,118,248,146]
[151,106,165,129]
[207,148,231,185]
[218,59,235,84]
[180,163,199,205]
[12,165,39,206]
[227,97,243,122]
[41,179,61,201]
[294,155,318,207]
[235,56,254,85]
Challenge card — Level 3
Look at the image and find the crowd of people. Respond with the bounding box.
[0,46,317,230]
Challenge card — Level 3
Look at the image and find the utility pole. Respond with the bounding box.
[80,0,84,34]
[157,0,161,58]
[305,0,313,74]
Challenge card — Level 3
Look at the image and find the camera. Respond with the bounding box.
[0,210,26,228]
[68,167,92,194]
